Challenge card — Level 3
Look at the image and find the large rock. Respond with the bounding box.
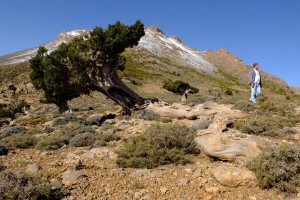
[25,163,41,176]
[62,169,82,186]
[211,166,257,187]
[146,101,262,161]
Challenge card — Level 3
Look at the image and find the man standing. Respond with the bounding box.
[249,62,262,104]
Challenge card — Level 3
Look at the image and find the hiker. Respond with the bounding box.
[249,62,262,104]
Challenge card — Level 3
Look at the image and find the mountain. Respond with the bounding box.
[138,26,216,73]
[201,48,290,91]
[0,27,216,73]
[0,30,89,66]
[0,25,297,95]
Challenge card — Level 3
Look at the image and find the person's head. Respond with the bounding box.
[253,62,259,69]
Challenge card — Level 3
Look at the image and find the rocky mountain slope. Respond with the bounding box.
[0,25,300,200]
[0,30,89,66]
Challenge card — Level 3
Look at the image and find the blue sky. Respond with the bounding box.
[1,0,300,86]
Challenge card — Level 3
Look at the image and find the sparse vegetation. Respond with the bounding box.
[247,143,300,193]
[116,123,200,169]
[0,171,65,200]
[0,131,37,149]
[0,100,30,119]
[233,114,299,138]
[35,133,69,150]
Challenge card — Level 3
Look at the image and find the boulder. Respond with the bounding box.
[62,169,82,186]
[146,101,261,162]
[211,166,257,187]
[25,163,41,176]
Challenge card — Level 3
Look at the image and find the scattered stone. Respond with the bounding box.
[184,168,193,173]
[134,192,143,199]
[201,178,208,183]
[25,163,41,176]
[205,186,220,193]
[62,170,82,186]
[51,179,63,190]
[211,166,257,188]
[142,194,152,200]
[0,145,8,155]
[179,178,190,184]
[129,169,150,177]
[85,113,115,126]
[160,187,168,195]
[249,195,257,200]
[292,134,300,141]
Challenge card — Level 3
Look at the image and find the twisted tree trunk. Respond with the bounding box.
[90,65,146,115]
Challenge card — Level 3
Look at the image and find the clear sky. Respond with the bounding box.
[1,0,300,86]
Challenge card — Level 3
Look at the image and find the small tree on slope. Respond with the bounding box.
[30,20,152,114]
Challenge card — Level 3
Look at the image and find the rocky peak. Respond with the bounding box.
[139,27,217,73]
[145,26,165,35]
[44,29,89,52]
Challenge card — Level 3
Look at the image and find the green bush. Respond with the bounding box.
[247,144,300,193]
[97,132,121,146]
[0,100,30,119]
[163,79,199,94]
[116,123,200,169]
[0,132,37,149]
[234,114,300,137]
[233,100,255,112]
[233,116,279,137]
[69,132,98,147]
[35,133,69,150]
[0,108,14,119]
[0,171,65,199]
[224,89,233,96]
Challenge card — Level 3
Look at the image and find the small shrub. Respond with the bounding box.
[0,171,65,199]
[70,132,98,147]
[0,100,30,119]
[233,100,255,112]
[116,123,200,169]
[35,133,69,150]
[14,99,30,113]
[234,114,300,138]
[247,143,300,193]
[0,108,14,119]
[225,89,233,96]
[163,79,199,94]
[97,132,121,146]
[0,132,37,149]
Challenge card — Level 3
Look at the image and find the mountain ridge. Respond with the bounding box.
[0,25,297,91]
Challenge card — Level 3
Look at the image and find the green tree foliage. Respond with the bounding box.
[163,79,199,94]
[30,20,145,114]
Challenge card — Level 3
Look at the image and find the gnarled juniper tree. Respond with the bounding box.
[30,20,152,114]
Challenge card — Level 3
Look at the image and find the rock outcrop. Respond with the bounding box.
[145,101,262,162]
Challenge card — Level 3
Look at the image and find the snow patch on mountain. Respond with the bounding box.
[138,27,217,73]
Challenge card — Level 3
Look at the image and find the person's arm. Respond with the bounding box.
[249,70,255,87]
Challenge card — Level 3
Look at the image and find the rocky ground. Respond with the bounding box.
[1,90,300,200]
